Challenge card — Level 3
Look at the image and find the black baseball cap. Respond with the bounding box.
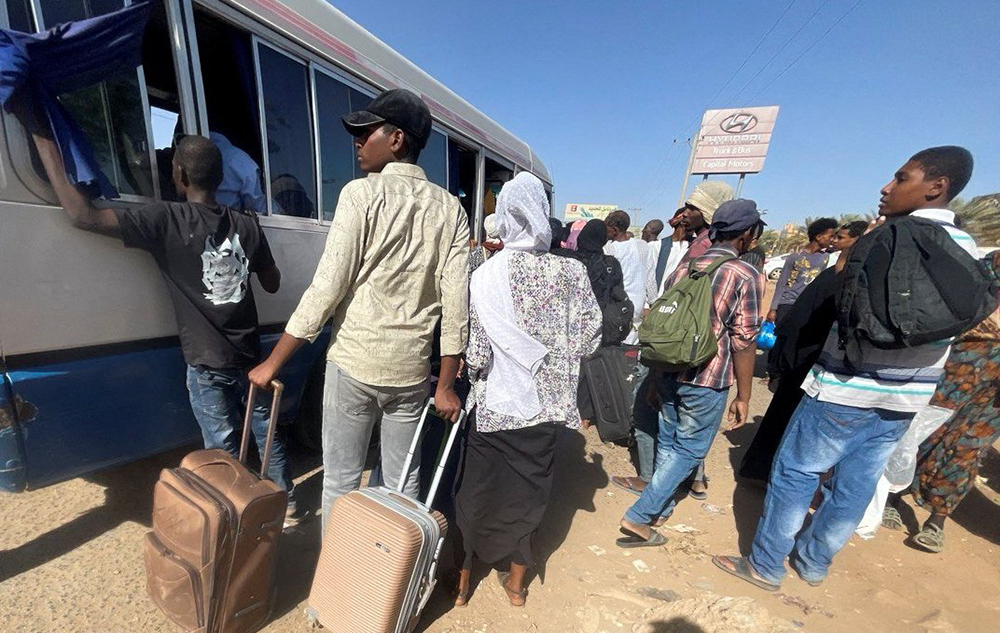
[709,199,766,238]
[342,88,432,150]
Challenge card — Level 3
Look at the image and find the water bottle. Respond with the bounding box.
[756,321,776,350]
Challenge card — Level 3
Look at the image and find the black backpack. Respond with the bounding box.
[838,216,998,364]
[592,255,634,346]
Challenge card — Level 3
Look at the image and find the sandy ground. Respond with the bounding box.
[3,282,999,632]
[3,382,999,633]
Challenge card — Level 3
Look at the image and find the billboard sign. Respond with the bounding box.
[693,106,779,175]
[564,203,617,222]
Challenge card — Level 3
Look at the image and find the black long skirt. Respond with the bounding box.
[455,419,558,569]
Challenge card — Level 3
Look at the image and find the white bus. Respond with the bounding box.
[0,0,552,492]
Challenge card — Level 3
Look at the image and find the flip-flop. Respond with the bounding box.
[688,475,710,500]
[712,555,780,592]
[881,506,904,531]
[611,476,646,497]
[616,526,668,548]
[912,523,945,553]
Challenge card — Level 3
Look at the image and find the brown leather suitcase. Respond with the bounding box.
[144,381,288,633]
[307,400,464,633]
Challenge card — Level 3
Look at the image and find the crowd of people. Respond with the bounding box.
[19,86,1000,610]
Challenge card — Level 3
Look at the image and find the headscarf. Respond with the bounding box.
[563,219,587,250]
[549,218,567,250]
[469,173,552,419]
[685,180,734,224]
[483,213,502,251]
[576,219,608,254]
[484,214,500,240]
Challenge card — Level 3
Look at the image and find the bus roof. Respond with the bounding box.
[233,0,551,184]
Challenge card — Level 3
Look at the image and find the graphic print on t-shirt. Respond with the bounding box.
[201,232,249,305]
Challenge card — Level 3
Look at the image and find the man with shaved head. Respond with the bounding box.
[20,109,297,516]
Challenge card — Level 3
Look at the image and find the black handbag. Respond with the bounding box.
[580,344,640,442]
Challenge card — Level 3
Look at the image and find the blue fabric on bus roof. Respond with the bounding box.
[0,2,153,199]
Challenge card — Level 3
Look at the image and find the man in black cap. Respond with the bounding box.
[250,88,469,525]
[616,199,765,547]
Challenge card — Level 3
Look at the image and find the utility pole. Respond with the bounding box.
[677,136,700,209]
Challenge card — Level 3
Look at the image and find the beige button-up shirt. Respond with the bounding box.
[285,163,470,387]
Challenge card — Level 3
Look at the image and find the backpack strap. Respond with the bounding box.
[688,254,738,280]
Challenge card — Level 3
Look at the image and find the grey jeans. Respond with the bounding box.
[321,361,428,531]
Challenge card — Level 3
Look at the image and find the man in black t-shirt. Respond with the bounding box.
[26,121,296,513]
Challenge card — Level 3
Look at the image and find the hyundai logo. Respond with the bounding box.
[720,113,758,133]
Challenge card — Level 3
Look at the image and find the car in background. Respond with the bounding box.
[763,254,790,280]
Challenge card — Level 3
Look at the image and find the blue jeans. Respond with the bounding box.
[748,396,912,584]
[185,366,294,492]
[632,367,658,483]
[625,375,728,524]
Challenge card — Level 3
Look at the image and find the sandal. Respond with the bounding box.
[497,572,527,607]
[611,476,647,496]
[616,526,668,549]
[881,506,904,531]
[912,522,945,553]
[689,475,710,501]
[712,555,780,592]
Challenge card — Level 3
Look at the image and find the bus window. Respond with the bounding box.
[447,138,477,228]
[418,129,447,189]
[4,0,34,31]
[256,43,317,219]
[193,9,261,166]
[314,70,356,222]
[32,0,160,198]
[12,1,184,200]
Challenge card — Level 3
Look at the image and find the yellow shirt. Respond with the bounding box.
[285,163,470,387]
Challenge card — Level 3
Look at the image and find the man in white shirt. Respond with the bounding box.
[714,145,979,592]
[604,210,657,344]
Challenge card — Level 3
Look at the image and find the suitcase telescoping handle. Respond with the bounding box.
[240,380,284,478]
[397,397,465,507]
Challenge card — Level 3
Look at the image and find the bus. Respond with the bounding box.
[0,0,552,492]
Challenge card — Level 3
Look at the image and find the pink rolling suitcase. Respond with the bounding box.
[307,399,464,632]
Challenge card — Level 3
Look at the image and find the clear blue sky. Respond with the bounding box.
[332,0,1000,229]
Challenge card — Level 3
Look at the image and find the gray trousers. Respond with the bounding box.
[321,361,428,531]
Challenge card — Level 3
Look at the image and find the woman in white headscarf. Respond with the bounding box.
[454,172,602,607]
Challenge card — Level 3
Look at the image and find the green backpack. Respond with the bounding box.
[638,255,736,371]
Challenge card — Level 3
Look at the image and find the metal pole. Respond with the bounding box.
[677,135,700,209]
[736,173,746,197]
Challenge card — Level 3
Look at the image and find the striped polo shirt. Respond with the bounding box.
[799,209,978,413]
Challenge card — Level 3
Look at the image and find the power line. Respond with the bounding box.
[629,1,799,213]
[744,0,865,105]
[723,0,834,108]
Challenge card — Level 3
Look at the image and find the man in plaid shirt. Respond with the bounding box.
[617,200,765,547]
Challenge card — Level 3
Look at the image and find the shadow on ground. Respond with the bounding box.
[643,618,707,633]
[416,426,608,630]
[0,430,321,584]
[724,419,767,554]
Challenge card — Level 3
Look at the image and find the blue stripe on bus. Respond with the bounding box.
[1,329,328,491]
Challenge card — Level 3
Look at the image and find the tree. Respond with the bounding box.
[758,229,780,255]
[953,194,1000,247]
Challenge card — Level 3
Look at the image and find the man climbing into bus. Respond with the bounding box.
[247,88,469,528]
[19,110,297,514]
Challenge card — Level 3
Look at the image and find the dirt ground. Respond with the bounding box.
[3,280,1000,632]
[3,384,999,633]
